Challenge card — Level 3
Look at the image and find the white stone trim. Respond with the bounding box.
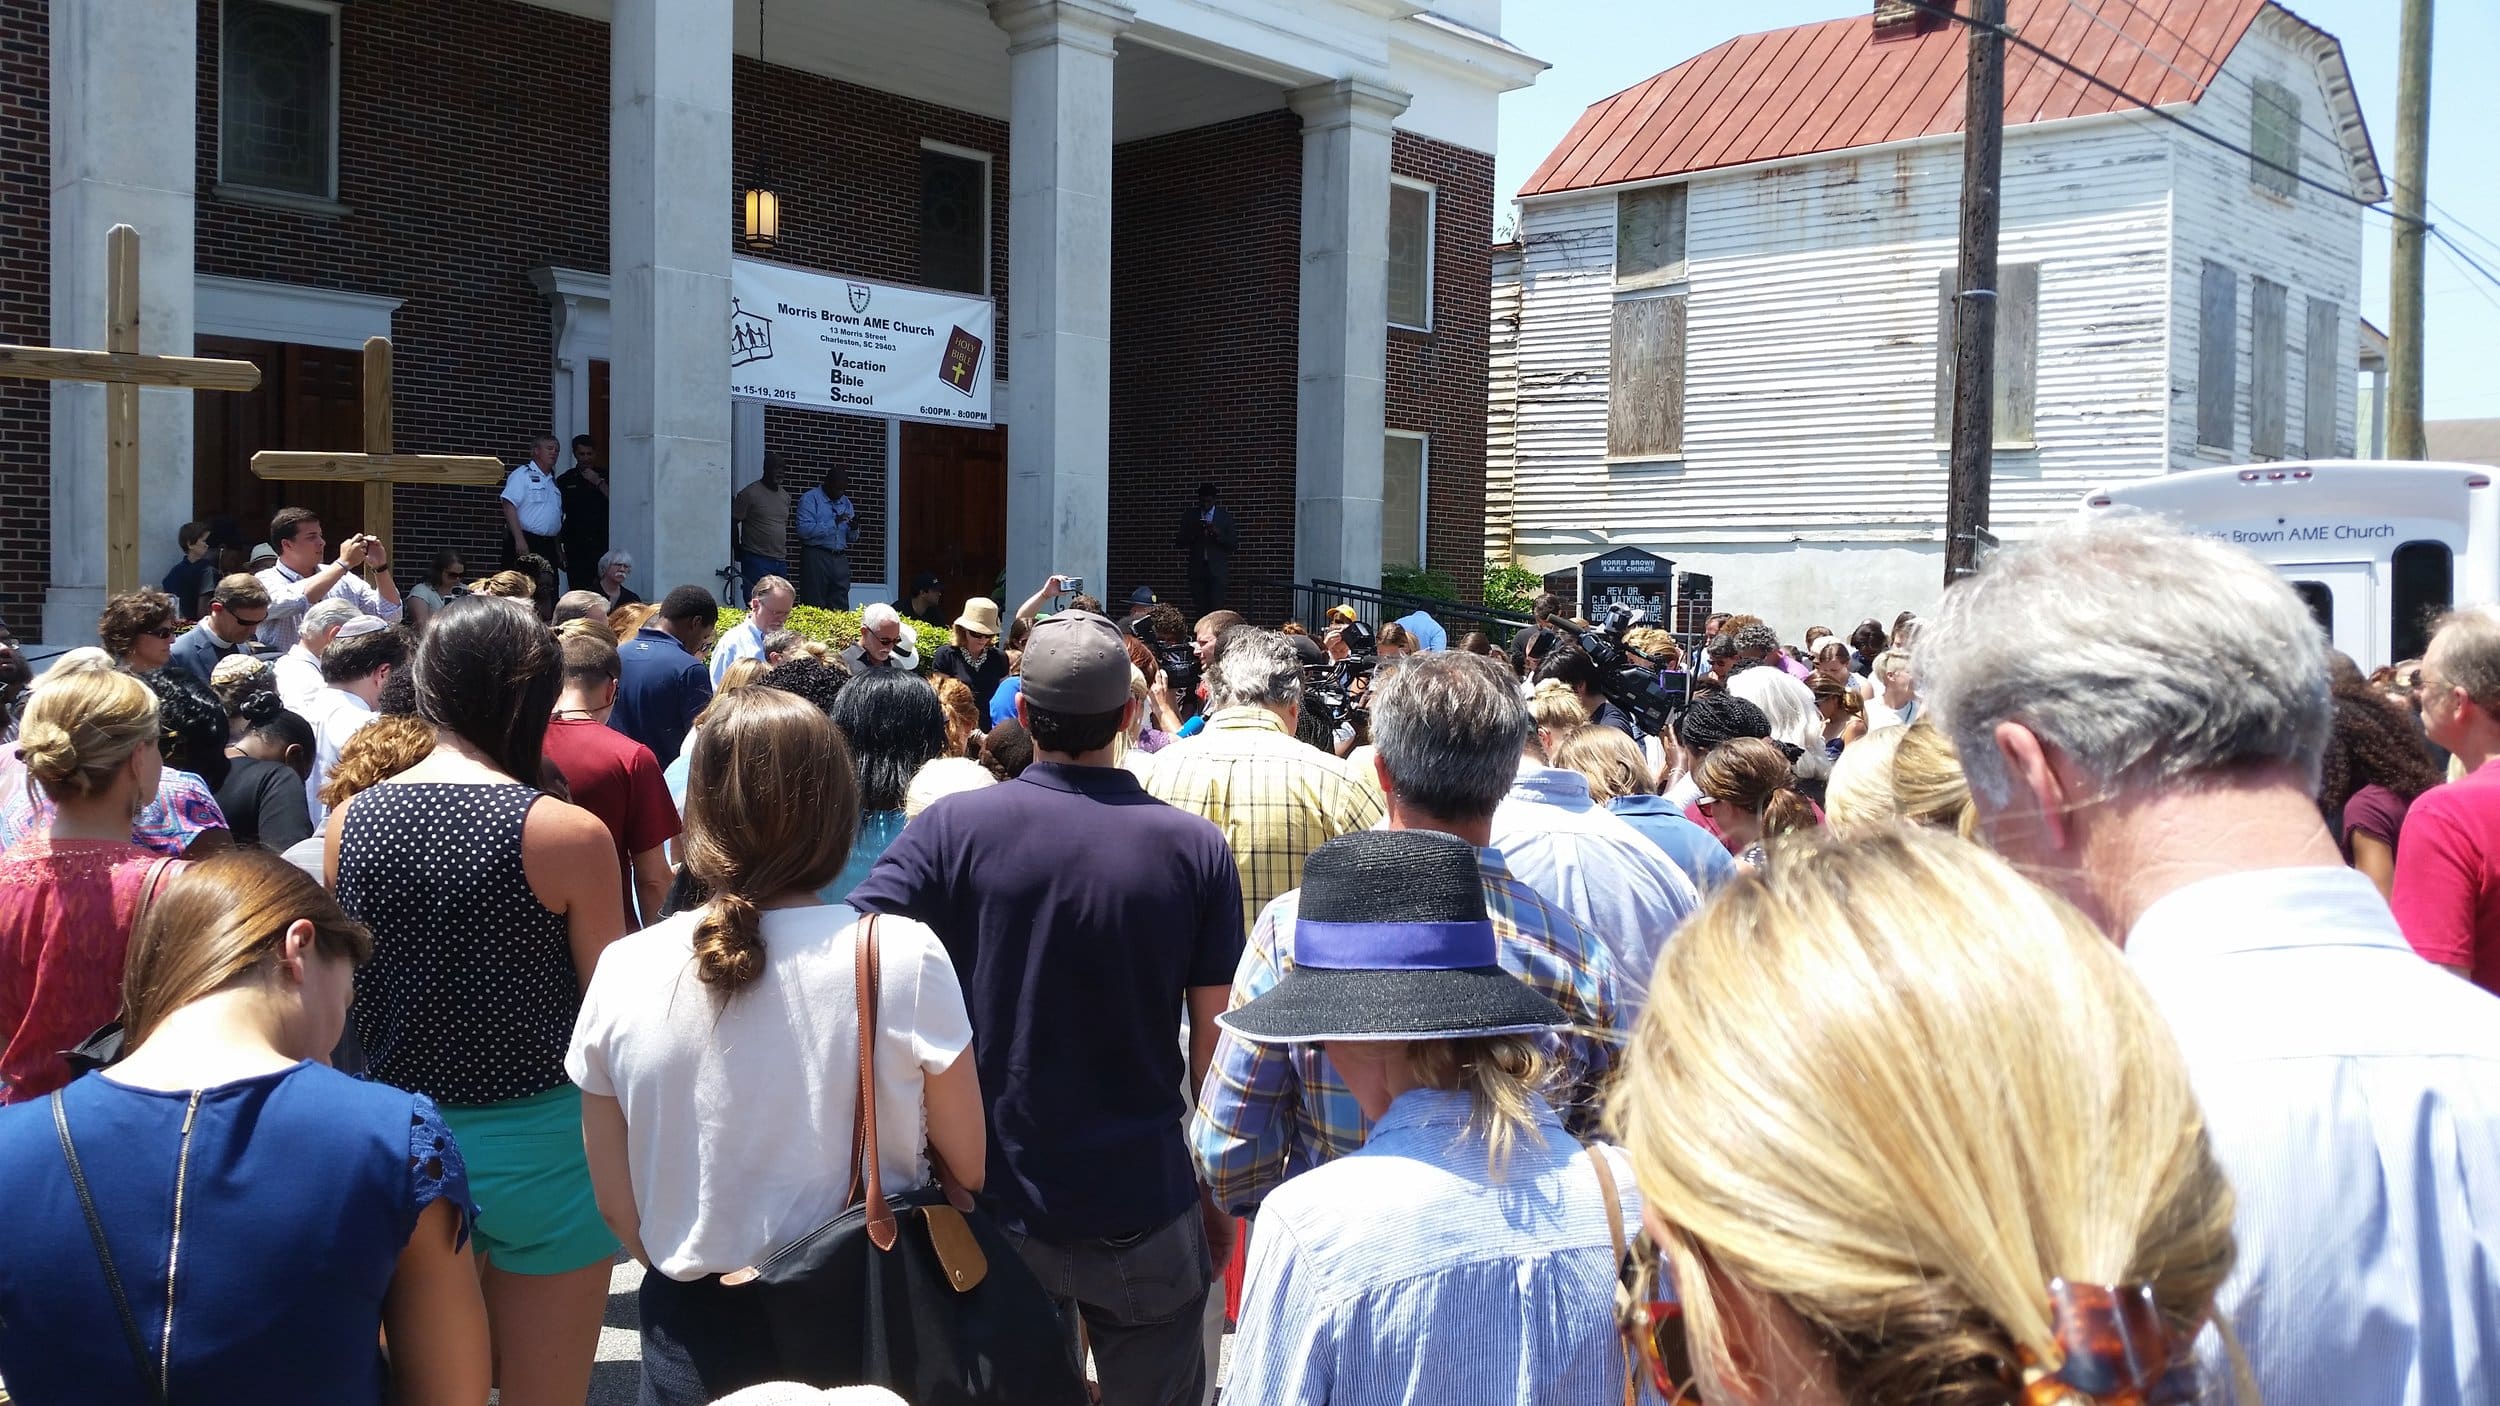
[195,274,399,350]
[526,265,611,460]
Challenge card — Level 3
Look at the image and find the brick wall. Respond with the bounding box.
[1108,112,1303,620]
[0,0,48,632]
[1388,130,1495,606]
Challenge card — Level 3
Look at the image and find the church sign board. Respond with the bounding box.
[730,258,994,428]
[1579,546,1674,626]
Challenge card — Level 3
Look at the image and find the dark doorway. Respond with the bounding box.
[898,421,1006,615]
[588,359,611,462]
[194,337,366,545]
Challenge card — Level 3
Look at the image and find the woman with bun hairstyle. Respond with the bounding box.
[0,849,489,1404]
[0,667,173,1102]
[327,594,627,1406]
[0,651,230,858]
[1694,736,1818,869]
[568,685,982,1404]
[1609,828,2239,1406]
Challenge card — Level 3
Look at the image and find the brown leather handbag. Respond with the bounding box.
[738,915,1086,1405]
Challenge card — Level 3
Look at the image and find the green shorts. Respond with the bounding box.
[439,1083,618,1275]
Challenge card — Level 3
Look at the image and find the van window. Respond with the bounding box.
[2390,541,2453,664]
[2289,581,2334,636]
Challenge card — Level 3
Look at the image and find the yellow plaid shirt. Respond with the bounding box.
[1141,708,1386,932]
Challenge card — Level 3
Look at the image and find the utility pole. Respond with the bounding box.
[1944,0,2006,584]
[2388,0,2433,461]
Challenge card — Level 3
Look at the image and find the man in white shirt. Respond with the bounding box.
[502,432,566,566]
[1921,514,2500,1406]
[275,598,364,714]
[708,575,795,688]
[255,506,399,655]
[299,618,406,827]
[1493,713,1700,1023]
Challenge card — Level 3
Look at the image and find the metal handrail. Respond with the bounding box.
[1248,578,1538,644]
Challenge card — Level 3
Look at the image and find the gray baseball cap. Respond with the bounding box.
[1018,611,1132,713]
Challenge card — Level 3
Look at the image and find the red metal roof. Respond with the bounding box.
[1519,0,2271,198]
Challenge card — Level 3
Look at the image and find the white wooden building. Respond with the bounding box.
[1488,0,2385,632]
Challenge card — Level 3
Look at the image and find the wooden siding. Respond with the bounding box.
[1508,114,2175,555]
[1487,243,1522,559]
[2165,9,2367,469]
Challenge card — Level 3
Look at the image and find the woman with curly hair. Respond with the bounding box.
[2321,679,2446,900]
[98,588,181,674]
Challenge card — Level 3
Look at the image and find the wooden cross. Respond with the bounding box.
[0,225,263,595]
[251,336,506,572]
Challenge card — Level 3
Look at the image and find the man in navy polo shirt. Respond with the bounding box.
[608,584,715,765]
[851,610,1244,1406]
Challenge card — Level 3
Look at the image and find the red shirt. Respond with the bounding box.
[543,719,681,913]
[2390,762,2500,995]
[0,839,162,1101]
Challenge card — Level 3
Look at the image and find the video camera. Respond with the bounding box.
[1573,602,1687,739]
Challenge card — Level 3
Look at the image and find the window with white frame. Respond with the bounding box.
[920,145,991,296]
[1616,185,1688,288]
[1388,180,1435,331]
[219,0,340,201]
[1382,433,1428,569]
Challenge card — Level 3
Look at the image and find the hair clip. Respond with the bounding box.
[2016,1279,2197,1406]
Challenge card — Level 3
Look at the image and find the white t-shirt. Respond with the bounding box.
[566,904,972,1281]
[298,686,376,827]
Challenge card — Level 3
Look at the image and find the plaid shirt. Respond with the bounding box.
[1189,846,1625,1217]
[1141,708,1385,933]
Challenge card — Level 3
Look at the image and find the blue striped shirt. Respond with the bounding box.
[1228,1089,1653,1405]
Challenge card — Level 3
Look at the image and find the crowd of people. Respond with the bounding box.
[0,503,2496,1406]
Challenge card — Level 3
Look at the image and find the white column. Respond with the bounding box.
[45,0,197,643]
[1288,78,1408,591]
[611,0,734,603]
[990,0,1132,602]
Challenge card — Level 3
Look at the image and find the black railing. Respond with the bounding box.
[1251,578,1538,645]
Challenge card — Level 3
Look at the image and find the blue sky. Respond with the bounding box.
[1492,1,2500,420]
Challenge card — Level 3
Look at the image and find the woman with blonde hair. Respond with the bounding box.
[1694,736,1817,869]
[610,600,661,641]
[1610,828,2237,1406]
[0,652,230,860]
[570,686,982,1403]
[1530,677,1591,757]
[1553,723,1736,893]
[0,849,489,1403]
[1225,828,1644,1402]
[1822,723,1910,834]
[1891,721,1978,839]
[932,673,982,759]
[0,667,173,1102]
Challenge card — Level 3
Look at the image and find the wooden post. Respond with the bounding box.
[105,227,141,595]
[1944,0,2006,586]
[2388,0,2433,461]
[250,335,506,543]
[361,337,395,566]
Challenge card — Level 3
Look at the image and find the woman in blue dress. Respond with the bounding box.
[0,848,487,1405]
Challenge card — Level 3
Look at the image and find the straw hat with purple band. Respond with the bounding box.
[1219,829,1570,1044]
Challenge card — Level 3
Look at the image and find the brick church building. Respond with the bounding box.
[1,0,1538,644]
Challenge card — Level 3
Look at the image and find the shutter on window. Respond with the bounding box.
[2198,262,2238,450]
[2251,278,2288,459]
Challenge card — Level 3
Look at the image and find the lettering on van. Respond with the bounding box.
[2201,523,2400,546]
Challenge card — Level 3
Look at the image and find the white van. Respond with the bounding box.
[2078,460,2498,670]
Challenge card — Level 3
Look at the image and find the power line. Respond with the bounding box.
[1901,0,2419,224]
[2433,239,2500,316]
[2432,226,2500,295]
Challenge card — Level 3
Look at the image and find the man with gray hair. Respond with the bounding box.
[2394,605,2500,993]
[839,601,917,676]
[1922,513,2500,1406]
[1143,630,1383,933]
[1192,649,1623,1214]
[274,596,365,714]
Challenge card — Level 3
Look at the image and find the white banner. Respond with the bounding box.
[729,258,995,427]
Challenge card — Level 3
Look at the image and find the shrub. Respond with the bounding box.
[1381,563,1458,602]
[711,604,948,674]
[1482,560,1543,617]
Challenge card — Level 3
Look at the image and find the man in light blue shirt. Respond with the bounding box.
[1493,751,1700,1019]
[706,575,792,689]
[794,470,855,611]
[1923,514,2500,1406]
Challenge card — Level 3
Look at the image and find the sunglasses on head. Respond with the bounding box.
[1618,1238,1703,1403]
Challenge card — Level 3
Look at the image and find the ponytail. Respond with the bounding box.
[692,890,767,990]
[1761,787,1818,840]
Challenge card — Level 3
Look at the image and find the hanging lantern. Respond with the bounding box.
[743,185,779,251]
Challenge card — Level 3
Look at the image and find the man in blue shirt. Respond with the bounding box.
[852,610,1244,1406]
[608,584,715,765]
[167,574,269,687]
[793,466,855,610]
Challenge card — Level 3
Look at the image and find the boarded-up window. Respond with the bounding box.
[1933,263,2040,444]
[1617,186,1688,288]
[2251,278,2289,459]
[2251,80,2300,198]
[1388,182,1435,329]
[1609,294,1686,459]
[2304,297,2342,457]
[920,148,989,295]
[1383,434,1427,569]
[2198,261,2238,450]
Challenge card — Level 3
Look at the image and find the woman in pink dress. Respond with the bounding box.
[0,667,172,1102]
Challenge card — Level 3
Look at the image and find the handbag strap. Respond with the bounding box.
[1585,1140,1637,1406]
[54,1093,166,1404]
[848,914,900,1251]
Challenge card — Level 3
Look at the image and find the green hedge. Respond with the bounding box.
[711,604,951,673]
